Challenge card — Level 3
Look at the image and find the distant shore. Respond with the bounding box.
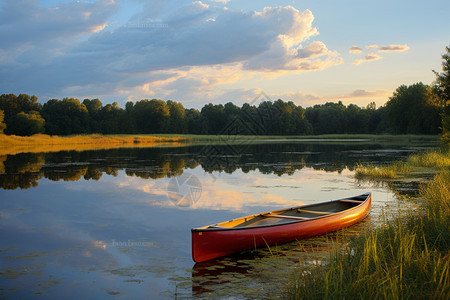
[0,133,440,156]
[0,134,190,156]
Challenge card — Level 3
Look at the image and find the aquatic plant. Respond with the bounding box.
[288,152,450,299]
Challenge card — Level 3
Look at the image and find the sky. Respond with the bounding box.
[0,0,449,109]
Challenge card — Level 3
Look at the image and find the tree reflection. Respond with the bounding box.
[0,143,425,190]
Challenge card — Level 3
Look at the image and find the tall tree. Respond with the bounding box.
[166,100,186,133]
[42,98,89,135]
[433,45,450,141]
[385,83,442,134]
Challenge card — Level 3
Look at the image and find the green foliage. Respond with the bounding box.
[0,90,444,136]
[433,46,450,104]
[7,111,45,136]
[386,82,443,134]
[305,101,382,134]
[42,98,89,135]
[433,46,450,142]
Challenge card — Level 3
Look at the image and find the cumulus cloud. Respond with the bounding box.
[366,45,379,50]
[0,0,118,52]
[379,44,410,52]
[0,0,341,105]
[349,46,363,53]
[353,54,382,65]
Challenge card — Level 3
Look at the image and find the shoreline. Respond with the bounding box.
[0,134,190,156]
[288,149,449,299]
[0,133,440,156]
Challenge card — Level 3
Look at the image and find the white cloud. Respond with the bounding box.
[0,1,341,106]
[349,46,363,53]
[379,44,410,52]
[353,54,382,65]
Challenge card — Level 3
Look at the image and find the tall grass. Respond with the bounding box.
[288,152,450,299]
[355,149,450,179]
[355,161,412,179]
[0,134,189,155]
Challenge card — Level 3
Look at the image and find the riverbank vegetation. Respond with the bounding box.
[288,149,450,299]
[355,149,450,179]
[0,134,188,156]
[0,83,445,137]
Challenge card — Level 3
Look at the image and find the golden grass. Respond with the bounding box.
[355,161,412,179]
[355,149,450,179]
[0,134,190,155]
[289,169,450,300]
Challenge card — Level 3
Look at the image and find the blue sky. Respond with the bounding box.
[1,0,449,108]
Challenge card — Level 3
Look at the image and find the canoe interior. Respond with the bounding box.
[204,195,368,229]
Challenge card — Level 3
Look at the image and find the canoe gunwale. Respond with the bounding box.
[191,193,370,232]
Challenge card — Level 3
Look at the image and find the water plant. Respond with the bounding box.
[288,151,450,299]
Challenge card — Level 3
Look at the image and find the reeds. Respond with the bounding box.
[355,149,450,179]
[288,151,450,299]
[355,161,412,179]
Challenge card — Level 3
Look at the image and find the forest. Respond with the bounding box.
[1,47,449,138]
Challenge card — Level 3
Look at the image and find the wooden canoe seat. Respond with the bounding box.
[263,214,310,221]
[297,209,331,215]
[340,199,364,204]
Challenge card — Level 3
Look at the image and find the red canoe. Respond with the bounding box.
[191,192,371,263]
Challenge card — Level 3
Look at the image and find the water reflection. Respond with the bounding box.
[0,141,437,299]
[190,218,371,299]
[0,142,434,190]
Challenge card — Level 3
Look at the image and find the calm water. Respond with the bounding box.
[0,141,437,298]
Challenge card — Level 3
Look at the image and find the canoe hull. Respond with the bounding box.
[192,193,371,263]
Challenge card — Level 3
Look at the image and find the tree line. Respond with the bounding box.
[1,46,448,137]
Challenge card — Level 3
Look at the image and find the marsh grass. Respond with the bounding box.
[356,149,450,179]
[0,134,189,155]
[355,162,412,179]
[289,151,450,299]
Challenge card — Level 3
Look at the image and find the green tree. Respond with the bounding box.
[185,108,201,134]
[42,98,89,135]
[83,98,103,133]
[0,110,6,134]
[0,93,42,134]
[306,102,346,134]
[200,103,226,134]
[167,100,186,133]
[98,102,124,134]
[433,45,450,141]
[7,111,45,136]
[132,99,170,133]
[386,83,442,134]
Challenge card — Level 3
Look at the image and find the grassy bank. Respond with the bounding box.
[288,150,450,299]
[0,133,440,156]
[0,134,189,155]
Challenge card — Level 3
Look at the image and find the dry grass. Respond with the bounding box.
[355,161,412,179]
[0,134,190,155]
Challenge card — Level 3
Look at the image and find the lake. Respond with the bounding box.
[0,139,437,298]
